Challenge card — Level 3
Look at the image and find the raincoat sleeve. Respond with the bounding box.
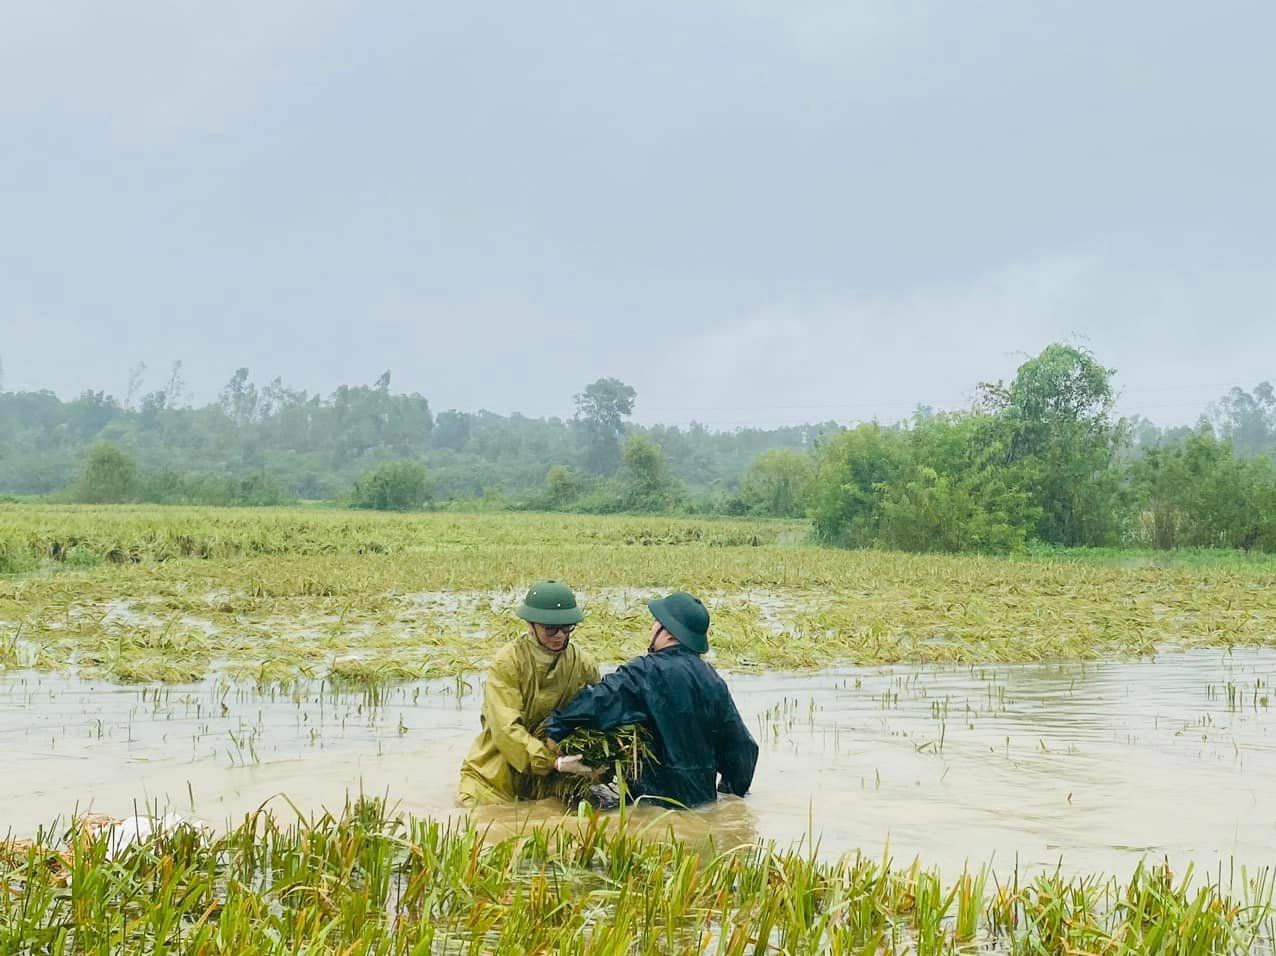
[714,694,758,796]
[545,659,650,741]
[482,656,557,776]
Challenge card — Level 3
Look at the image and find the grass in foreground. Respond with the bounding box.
[2,798,1273,954]
[2,506,1276,684]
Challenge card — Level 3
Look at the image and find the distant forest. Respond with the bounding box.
[2,348,1275,553]
[0,363,828,504]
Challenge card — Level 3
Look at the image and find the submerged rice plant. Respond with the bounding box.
[550,724,655,806]
[3,506,1275,684]
[1,801,1273,954]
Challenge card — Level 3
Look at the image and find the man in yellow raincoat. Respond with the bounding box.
[458,581,600,806]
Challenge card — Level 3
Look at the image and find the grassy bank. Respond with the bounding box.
[2,505,1275,683]
[3,799,1272,954]
[1021,543,1276,571]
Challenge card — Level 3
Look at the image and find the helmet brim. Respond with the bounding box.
[516,603,586,626]
[647,597,709,654]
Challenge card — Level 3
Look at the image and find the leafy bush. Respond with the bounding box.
[1127,433,1276,551]
[877,466,1034,554]
[809,425,909,547]
[75,442,138,504]
[619,435,684,512]
[537,465,585,509]
[137,469,294,507]
[226,472,293,507]
[736,449,814,517]
[808,344,1127,553]
[351,461,432,511]
[808,413,1046,554]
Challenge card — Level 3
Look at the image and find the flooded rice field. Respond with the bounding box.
[7,513,1276,947]
[5,648,1274,878]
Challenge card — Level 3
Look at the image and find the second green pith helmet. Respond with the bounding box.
[647,592,710,654]
[516,581,586,627]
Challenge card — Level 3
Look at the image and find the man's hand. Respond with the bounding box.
[555,754,595,776]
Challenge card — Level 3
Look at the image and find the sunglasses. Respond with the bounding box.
[539,624,576,637]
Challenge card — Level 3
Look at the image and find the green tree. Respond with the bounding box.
[878,466,1033,554]
[351,460,432,511]
[2,364,833,505]
[808,424,910,546]
[979,343,1127,546]
[979,344,1116,460]
[808,413,1040,553]
[65,390,121,439]
[219,368,259,426]
[75,442,139,503]
[542,465,584,509]
[1212,383,1275,457]
[878,413,1037,553]
[431,410,473,451]
[574,378,637,474]
[738,449,814,517]
[1128,431,1276,551]
[620,435,682,511]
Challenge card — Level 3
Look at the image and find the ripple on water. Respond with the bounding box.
[2,648,1275,877]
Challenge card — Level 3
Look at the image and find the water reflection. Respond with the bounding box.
[470,795,762,854]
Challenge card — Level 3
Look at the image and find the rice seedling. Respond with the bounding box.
[550,725,655,806]
[2,800,1272,954]
[3,505,1275,948]
[0,630,19,668]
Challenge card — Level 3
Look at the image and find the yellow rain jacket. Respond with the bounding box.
[458,632,600,806]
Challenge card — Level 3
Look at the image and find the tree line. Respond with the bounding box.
[0,366,824,509]
[2,346,1275,553]
[802,345,1276,553]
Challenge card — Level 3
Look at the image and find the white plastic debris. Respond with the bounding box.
[104,812,211,860]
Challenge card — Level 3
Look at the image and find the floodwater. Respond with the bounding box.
[3,649,1275,878]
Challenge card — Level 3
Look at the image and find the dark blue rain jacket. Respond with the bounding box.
[546,645,758,808]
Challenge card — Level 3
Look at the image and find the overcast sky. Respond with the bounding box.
[2,2,1273,429]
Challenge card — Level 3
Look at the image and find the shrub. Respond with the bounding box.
[619,435,683,512]
[232,472,293,507]
[543,465,584,509]
[1127,433,1276,551]
[135,469,294,507]
[809,417,1040,553]
[877,466,1033,554]
[738,449,814,517]
[351,461,432,511]
[75,442,138,504]
[808,425,909,547]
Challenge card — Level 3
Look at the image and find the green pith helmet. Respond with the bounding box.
[647,592,710,654]
[516,581,586,627]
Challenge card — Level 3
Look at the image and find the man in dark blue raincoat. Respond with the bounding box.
[545,592,758,808]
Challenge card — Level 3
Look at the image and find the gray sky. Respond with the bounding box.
[2,2,1273,428]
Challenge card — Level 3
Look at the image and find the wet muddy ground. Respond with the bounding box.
[4,649,1274,878]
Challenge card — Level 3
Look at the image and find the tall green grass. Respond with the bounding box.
[2,800,1273,953]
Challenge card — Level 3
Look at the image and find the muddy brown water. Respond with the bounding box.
[3,649,1274,878]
